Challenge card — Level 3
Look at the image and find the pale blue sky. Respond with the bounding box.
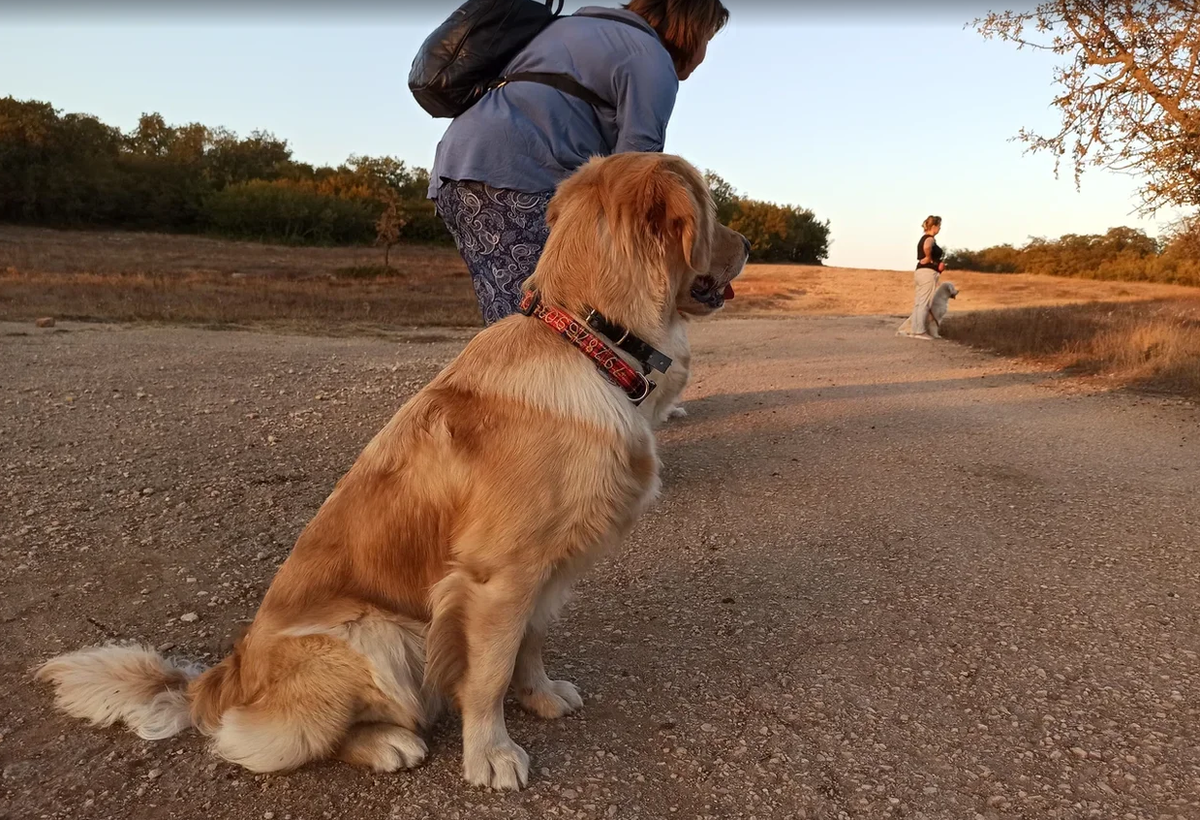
[1,3,1186,269]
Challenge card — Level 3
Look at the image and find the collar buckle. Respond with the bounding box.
[582,305,673,374]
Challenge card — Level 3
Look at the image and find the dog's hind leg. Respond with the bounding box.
[206,634,376,773]
[336,722,428,772]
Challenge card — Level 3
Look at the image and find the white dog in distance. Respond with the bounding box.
[898,281,958,339]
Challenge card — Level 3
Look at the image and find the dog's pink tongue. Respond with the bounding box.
[723,283,735,300]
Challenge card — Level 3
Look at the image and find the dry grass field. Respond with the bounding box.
[3,224,1199,397]
[941,299,1200,397]
[727,262,1200,315]
[0,225,481,330]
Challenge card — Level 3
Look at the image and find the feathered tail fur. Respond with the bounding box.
[35,643,203,741]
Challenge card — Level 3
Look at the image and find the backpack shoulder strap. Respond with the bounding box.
[489,71,610,109]
[572,10,662,43]
[487,10,659,111]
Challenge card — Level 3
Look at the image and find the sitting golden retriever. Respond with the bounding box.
[36,152,749,792]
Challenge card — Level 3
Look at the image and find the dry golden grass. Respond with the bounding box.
[941,299,1200,398]
[0,225,481,330]
[723,263,1200,317]
[0,225,464,279]
[8,225,1197,329]
[4,225,1200,398]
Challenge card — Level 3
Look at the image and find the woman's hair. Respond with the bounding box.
[923,215,943,232]
[623,0,730,75]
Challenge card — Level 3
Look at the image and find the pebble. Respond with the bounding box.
[179,612,199,623]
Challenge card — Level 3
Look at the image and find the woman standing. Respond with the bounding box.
[903,215,946,340]
[428,0,730,326]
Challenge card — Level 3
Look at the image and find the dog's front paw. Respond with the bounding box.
[518,679,583,719]
[463,739,530,791]
[666,404,688,420]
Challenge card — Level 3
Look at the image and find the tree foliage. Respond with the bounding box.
[0,96,831,256]
[375,194,407,267]
[946,224,1200,285]
[0,96,446,245]
[703,171,831,264]
[973,1,1200,213]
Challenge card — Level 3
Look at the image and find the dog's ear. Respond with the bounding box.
[603,156,705,272]
[643,165,700,270]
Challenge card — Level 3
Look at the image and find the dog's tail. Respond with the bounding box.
[35,643,203,741]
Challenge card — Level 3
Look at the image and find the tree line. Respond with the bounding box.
[0,96,831,264]
[945,222,1200,287]
[0,96,442,246]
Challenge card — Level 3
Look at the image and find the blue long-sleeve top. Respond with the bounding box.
[426,5,679,199]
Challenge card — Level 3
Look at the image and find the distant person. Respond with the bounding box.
[427,0,730,326]
[900,215,946,340]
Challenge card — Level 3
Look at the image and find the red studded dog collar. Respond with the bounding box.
[518,290,655,405]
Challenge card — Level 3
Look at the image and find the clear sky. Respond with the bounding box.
[1,2,1187,269]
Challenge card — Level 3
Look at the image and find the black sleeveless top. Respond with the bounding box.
[917,233,943,271]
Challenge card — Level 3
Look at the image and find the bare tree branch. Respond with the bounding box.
[975,0,1200,213]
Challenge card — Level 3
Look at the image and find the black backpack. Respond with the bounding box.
[408,0,654,119]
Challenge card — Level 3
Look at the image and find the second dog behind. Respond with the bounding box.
[897,281,958,339]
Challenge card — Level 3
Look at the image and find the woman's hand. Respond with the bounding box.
[937,262,946,273]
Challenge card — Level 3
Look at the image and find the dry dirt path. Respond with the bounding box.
[2,316,1197,820]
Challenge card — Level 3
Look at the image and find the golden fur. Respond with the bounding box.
[639,218,750,425]
[35,152,748,791]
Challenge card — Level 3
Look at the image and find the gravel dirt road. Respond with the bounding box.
[2,316,1197,820]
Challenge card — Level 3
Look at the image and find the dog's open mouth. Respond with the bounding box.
[690,276,735,309]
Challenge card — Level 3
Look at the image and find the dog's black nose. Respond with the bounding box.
[741,235,752,256]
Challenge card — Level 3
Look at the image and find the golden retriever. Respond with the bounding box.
[35,152,749,792]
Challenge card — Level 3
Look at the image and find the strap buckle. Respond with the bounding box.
[628,376,655,406]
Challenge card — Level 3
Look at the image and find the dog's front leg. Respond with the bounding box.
[457,573,537,791]
[513,577,582,719]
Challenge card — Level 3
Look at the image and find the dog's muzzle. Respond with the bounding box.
[690,276,737,309]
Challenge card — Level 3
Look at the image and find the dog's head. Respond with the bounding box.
[679,218,751,318]
[943,282,959,299]
[528,152,749,335]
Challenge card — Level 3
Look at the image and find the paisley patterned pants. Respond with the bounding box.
[435,180,554,326]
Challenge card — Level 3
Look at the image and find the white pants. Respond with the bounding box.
[905,269,939,335]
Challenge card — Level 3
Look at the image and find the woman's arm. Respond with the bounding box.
[609,48,679,154]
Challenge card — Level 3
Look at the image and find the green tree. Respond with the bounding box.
[703,170,740,224]
[0,96,829,255]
